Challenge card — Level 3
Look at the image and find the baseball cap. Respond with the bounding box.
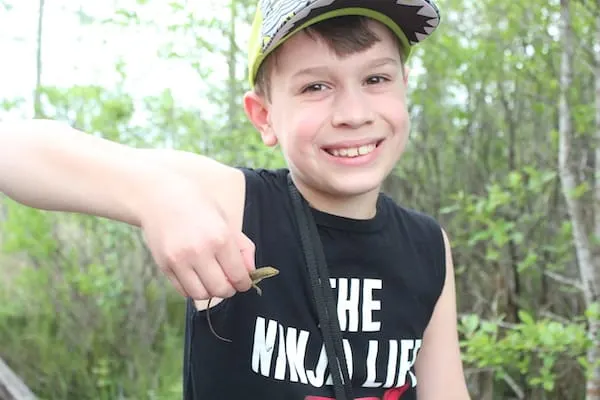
[247,0,441,87]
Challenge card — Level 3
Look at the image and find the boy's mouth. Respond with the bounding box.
[323,140,383,158]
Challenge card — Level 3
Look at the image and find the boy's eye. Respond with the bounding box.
[365,75,389,85]
[301,83,327,93]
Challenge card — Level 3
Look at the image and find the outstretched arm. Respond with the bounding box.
[0,119,253,301]
[0,119,240,226]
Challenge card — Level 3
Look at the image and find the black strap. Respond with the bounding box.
[287,174,354,400]
[183,299,195,399]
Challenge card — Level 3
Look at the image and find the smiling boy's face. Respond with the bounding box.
[244,18,411,215]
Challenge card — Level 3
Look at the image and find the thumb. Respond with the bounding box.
[236,232,256,273]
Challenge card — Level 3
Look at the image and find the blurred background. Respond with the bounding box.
[0,0,597,399]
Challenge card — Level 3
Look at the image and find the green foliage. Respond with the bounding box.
[460,311,589,393]
[0,201,185,399]
[441,167,565,274]
[3,200,58,259]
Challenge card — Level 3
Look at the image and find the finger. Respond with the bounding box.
[171,263,210,300]
[163,267,189,297]
[236,233,256,273]
[216,235,253,292]
[194,257,237,298]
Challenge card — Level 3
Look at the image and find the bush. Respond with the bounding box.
[0,201,186,400]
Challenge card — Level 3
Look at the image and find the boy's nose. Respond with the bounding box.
[331,89,375,129]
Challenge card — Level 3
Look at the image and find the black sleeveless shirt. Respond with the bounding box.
[183,168,446,400]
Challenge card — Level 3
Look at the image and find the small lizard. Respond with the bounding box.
[206,266,280,342]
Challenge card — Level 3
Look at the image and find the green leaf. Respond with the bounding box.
[518,310,535,325]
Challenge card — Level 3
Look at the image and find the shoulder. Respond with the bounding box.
[235,167,292,228]
[237,167,290,204]
[381,194,447,289]
[384,194,439,224]
[381,194,445,250]
[238,167,289,189]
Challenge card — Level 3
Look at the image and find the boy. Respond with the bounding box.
[0,0,470,399]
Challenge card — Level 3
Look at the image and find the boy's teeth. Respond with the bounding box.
[329,143,376,158]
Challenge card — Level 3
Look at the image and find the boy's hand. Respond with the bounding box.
[139,181,255,301]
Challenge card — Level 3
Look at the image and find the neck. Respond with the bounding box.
[291,176,380,220]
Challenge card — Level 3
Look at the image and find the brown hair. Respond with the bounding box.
[253,16,405,100]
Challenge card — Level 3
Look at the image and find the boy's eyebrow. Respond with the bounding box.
[291,65,330,79]
[368,57,400,68]
[291,57,400,79]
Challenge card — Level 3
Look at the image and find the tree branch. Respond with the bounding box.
[544,270,583,291]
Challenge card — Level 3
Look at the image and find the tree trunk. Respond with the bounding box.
[595,0,600,268]
[591,8,600,399]
[34,0,45,118]
[559,1,600,399]
[227,0,237,132]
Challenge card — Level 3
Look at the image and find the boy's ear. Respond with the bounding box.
[243,91,278,147]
